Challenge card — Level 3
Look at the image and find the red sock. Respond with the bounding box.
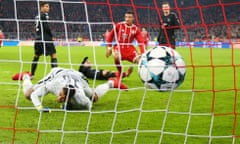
[115,72,126,78]
[114,59,122,75]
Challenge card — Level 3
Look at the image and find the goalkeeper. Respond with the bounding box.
[22,67,127,112]
[79,57,133,80]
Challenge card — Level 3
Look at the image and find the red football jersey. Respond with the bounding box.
[0,32,4,40]
[104,31,110,41]
[141,31,150,42]
[107,22,145,54]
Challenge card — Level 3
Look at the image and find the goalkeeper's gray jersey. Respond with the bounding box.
[33,67,88,96]
[31,67,91,107]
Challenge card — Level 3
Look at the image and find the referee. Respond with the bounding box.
[31,2,58,79]
[157,1,180,49]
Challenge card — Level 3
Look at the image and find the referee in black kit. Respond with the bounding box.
[31,1,58,79]
[157,1,180,49]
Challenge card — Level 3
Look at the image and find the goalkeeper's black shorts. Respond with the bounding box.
[34,41,56,56]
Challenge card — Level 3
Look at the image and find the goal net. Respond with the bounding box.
[0,0,240,143]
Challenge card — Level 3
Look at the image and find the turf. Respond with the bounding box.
[0,46,240,144]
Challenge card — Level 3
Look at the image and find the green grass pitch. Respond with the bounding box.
[0,46,240,144]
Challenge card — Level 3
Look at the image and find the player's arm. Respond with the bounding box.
[30,86,49,112]
[172,12,180,29]
[106,23,118,57]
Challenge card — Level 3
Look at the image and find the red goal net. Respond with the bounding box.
[0,0,240,143]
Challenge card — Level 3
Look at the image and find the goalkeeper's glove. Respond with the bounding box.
[36,105,51,113]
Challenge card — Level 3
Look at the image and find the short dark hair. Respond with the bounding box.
[40,2,49,8]
[125,11,134,15]
[63,85,75,102]
[162,1,170,6]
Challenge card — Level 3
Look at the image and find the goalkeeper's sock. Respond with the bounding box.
[51,58,58,68]
[31,56,39,76]
[22,74,33,95]
[94,82,111,98]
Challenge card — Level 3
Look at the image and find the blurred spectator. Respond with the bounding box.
[0,27,4,47]
[141,27,150,48]
[0,0,239,41]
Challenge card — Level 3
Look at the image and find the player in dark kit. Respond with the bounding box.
[157,2,180,49]
[79,57,133,80]
[31,2,58,79]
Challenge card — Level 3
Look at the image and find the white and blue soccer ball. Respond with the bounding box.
[138,46,186,91]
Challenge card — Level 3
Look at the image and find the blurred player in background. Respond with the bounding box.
[79,57,133,80]
[157,1,180,49]
[106,11,145,79]
[0,27,5,48]
[103,29,110,42]
[22,67,128,112]
[141,27,150,49]
[31,2,58,79]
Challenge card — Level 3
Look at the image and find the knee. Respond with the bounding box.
[114,53,120,60]
[133,55,141,64]
[25,94,31,100]
[24,89,33,100]
[102,70,108,76]
[51,53,57,58]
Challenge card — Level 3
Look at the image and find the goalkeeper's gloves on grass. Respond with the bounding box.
[36,105,51,113]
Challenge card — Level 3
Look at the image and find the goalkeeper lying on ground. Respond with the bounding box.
[79,57,133,80]
[22,67,127,112]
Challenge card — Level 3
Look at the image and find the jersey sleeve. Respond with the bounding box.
[106,23,118,47]
[30,86,48,107]
[135,28,145,54]
[172,12,180,29]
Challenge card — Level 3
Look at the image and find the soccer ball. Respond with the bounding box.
[138,46,186,91]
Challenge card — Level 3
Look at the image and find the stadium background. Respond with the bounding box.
[0,0,239,47]
[0,0,240,143]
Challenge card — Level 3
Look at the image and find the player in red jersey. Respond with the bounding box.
[106,11,145,78]
[0,28,5,48]
[141,27,150,49]
[103,29,110,42]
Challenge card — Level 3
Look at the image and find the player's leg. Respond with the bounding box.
[50,53,58,68]
[117,46,138,78]
[31,42,42,78]
[46,42,58,68]
[93,78,128,101]
[124,46,142,64]
[79,57,116,80]
[31,55,40,78]
[114,66,133,78]
[73,88,93,110]
[101,70,116,79]
[22,74,34,100]
[113,47,123,75]
[79,56,132,80]
[78,57,98,79]
[79,56,90,72]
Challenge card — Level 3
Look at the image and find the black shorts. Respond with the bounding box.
[34,41,56,56]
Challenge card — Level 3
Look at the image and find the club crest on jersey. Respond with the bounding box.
[122,33,127,39]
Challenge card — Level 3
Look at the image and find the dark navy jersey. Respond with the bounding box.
[157,12,180,44]
[35,12,53,41]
